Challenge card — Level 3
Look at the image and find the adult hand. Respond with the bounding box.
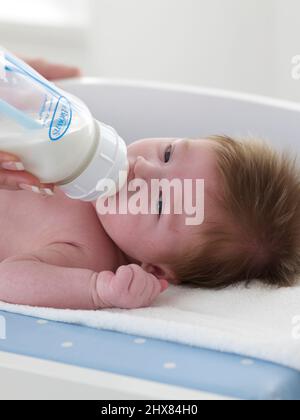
[0,56,80,194]
[24,58,81,81]
[0,151,54,195]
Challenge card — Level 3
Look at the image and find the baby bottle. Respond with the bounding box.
[0,47,129,201]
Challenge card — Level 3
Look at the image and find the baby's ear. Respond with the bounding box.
[141,263,178,283]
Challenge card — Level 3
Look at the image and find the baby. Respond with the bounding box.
[0,134,300,310]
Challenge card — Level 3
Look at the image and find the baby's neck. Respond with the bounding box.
[91,200,141,268]
[119,251,141,267]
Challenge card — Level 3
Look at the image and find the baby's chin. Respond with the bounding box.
[98,211,130,245]
[97,211,115,234]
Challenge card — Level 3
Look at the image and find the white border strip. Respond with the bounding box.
[0,351,235,400]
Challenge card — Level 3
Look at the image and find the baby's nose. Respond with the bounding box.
[133,156,157,180]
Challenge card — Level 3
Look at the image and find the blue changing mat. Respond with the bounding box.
[0,310,300,400]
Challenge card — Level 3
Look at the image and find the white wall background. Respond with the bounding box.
[0,0,299,102]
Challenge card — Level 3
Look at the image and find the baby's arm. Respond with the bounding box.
[0,243,168,309]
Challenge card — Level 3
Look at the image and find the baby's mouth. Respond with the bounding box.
[127,166,135,184]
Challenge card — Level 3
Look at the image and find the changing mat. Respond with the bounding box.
[0,281,300,371]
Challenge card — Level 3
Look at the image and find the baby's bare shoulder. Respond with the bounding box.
[0,188,122,272]
[39,189,122,272]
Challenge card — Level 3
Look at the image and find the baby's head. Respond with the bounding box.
[98,136,300,289]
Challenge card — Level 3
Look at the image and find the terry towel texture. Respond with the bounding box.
[0,281,300,371]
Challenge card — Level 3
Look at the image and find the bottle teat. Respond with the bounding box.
[59,121,129,201]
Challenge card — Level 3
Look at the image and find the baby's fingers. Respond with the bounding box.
[140,277,169,308]
[125,265,169,301]
[160,279,169,293]
[113,265,135,294]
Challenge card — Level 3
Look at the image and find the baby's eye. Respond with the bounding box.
[157,190,163,217]
[164,145,173,163]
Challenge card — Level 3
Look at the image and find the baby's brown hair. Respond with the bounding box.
[173,135,300,289]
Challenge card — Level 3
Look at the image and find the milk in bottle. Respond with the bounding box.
[0,48,128,201]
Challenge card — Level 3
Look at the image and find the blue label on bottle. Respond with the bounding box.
[49,96,72,141]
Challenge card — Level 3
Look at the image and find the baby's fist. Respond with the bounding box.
[96,264,169,309]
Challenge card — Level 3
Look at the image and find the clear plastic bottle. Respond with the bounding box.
[0,47,129,201]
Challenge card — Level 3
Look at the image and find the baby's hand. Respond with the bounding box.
[95,264,169,309]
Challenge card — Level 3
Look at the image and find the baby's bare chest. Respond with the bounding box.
[0,188,121,271]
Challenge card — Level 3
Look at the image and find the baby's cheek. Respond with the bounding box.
[140,236,165,261]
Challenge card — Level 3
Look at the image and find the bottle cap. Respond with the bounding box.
[59,121,129,201]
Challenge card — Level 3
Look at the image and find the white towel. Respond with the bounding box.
[1,281,300,371]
